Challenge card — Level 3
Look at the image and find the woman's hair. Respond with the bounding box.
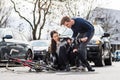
[50,30,58,38]
[50,30,58,53]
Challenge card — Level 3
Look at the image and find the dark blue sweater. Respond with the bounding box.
[71,18,94,38]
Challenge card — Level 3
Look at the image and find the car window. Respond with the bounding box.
[31,41,48,47]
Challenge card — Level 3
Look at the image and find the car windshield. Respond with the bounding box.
[31,41,48,47]
[0,28,27,41]
[94,25,104,36]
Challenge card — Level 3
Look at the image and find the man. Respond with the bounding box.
[60,16,95,72]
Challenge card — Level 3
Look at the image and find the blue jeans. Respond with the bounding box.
[78,31,94,70]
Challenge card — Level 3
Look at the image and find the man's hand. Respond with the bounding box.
[80,37,88,42]
[73,49,78,53]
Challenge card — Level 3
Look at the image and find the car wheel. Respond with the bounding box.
[103,42,112,66]
[25,49,33,60]
[0,51,2,61]
[44,52,51,64]
[104,51,112,66]
[94,47,105,67]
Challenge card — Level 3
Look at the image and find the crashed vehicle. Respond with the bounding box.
[0,35,28,62]
[87,25,112,67]
[0,28,29,62]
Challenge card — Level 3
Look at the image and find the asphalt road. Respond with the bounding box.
[0,62,120,80]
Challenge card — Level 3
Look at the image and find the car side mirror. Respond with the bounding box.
[2,35,13,41]
[102,33,110,38]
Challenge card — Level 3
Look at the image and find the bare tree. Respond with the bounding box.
[10,0,52,40]
[0,0,12,28]
[101,14,114,32]
[85,0,97,20]
[64,0,101,20]
[91,8,115,32]
[43,0,100,35]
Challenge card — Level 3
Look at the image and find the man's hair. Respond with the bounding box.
[60,16,71,25]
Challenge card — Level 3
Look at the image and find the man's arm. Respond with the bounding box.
[72,29,78,38]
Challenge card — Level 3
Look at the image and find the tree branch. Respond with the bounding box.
[10,0,34,30]
[33,0,38,27]
[65,2,75,16]
[38,0,51,39]
[36,0,41,27]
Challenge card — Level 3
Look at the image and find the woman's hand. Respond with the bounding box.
[73,49,78,53]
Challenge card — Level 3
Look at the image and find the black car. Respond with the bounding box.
[87,25,112,67]
[0,35,29,62]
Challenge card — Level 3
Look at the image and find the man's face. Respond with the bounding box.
[64,21,72,28]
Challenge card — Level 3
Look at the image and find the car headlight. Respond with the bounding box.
[89,40,101,45]
[95,40,101,45]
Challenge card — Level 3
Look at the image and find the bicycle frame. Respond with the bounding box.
[5,49,55,72]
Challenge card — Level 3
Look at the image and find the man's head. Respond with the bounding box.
[60,16,74,28]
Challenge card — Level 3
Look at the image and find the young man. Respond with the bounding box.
[60,16,95,72]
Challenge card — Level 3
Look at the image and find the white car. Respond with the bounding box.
[26,40,50,60]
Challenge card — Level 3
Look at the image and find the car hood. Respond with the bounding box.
[91,35,101,41]
[32,46,48,51]
[3,39,28,44]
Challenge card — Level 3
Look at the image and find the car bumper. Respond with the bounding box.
[87,44,100,59]
[87,44,100,51]
[33,50,47,60]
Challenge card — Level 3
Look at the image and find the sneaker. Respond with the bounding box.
[88,68,95,72]
[76,66,86,71]
[65,65,70,72]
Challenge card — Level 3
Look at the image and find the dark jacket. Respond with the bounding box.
[71,18,94,38]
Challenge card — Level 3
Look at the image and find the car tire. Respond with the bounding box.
[0,50,2,61]
[103,42,112,66]
[25,49,33,60]
[104,51,112,66]
[94,46,105,67]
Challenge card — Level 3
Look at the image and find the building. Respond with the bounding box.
[89,7,120,52]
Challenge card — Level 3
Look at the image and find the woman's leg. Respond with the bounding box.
[58,46,69,70]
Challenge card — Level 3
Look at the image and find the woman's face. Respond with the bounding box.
[52,33,59,42]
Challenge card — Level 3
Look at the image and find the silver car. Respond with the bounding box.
[26,40,50,60]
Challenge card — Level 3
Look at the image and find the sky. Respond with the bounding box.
[101,0,120,10]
